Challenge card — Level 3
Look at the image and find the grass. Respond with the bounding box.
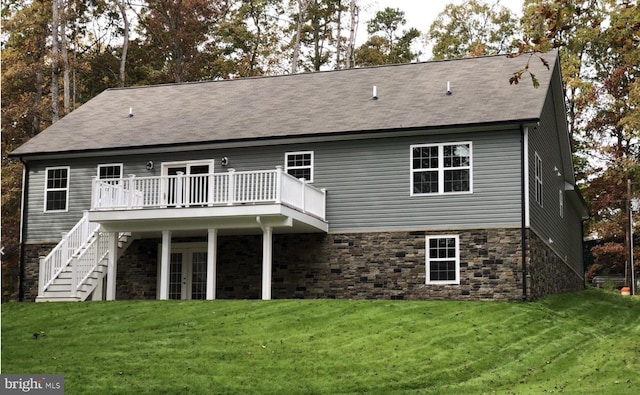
[2,289,640,394]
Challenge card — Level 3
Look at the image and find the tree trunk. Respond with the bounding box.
[335,0,342,68]
[51,0,60,122]
[291,0,310,73]
[117,0,130,87]
[345,0,358,69]
[248,0,261,76]
[60,0,70,115]
[33,68,44,134]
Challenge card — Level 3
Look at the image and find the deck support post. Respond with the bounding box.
[207,229,217,300]
[159,230,172,300]
[106,232,119,300]
[261,224,273,300]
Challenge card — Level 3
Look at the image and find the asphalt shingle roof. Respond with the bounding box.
[11,51,558,157]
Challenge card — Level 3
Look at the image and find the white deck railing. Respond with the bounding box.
[91,166,326,220]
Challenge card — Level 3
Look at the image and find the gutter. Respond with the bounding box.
[18,157,29,301]
[9,118,542,162]
[520,124,528,301]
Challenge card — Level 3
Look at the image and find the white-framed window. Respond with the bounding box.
[559,190,564,218]
[534,152,543,206]
[97,163,123,179]
[44,166,70,212]
[426,235,460,284]
[285,151,313,182]
[411,142,472,195]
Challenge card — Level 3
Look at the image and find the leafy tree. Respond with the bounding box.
[213,0,287,77]
[366,6,405,55]
[300,0,345,71]
[428,0,520,60]
[1,0,54,299]
[521,0,639,281]
[584,1,639,282]
[137,0,230,82]
[355,7,421,66]
[287,0,348,72]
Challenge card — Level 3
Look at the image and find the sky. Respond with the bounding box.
[357,0,525,59]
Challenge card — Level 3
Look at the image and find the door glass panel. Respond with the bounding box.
[164,163,212,206]
[189,165,210,205]
[169,253,183,300]
[166,166,187,206]
[191,252,207,300]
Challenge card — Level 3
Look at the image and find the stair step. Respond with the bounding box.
[36,295,81,302]
[56,271,72,279]
[45,283,73,292]
[39,229,134,302]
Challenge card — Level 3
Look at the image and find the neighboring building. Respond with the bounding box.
[10,51,588,302]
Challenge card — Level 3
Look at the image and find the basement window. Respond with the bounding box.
[44,167,70,212]
[426,235,460,285]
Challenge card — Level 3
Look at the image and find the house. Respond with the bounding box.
[10,50,588,302]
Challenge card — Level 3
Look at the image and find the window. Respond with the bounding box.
[426,235,460,284]
[44,167,70,212]
[97,163,123,179]
[534,152,543,206]
[559,190,564,218]
[411,143,471,195]
[285,151,313,182]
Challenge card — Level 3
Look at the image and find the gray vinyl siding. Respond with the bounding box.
[319,131,522,231]
[27,160,97,243]
[24,129,523,242]
[528,89,584,276]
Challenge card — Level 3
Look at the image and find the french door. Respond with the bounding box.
[167,250,208,300]
[162,160,214,206]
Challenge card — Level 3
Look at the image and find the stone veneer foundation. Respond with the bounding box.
[527,230,585,299]
[20,228,584,301]
[21,242,57,302]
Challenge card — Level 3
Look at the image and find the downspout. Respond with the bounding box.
[18,157,29,301]
[581,218,586,290]
[520,124,528,301]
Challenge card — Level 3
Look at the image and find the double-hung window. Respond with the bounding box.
[44,167,70,212]
[285,151,313,182]
[411,142,472,195]
[426,235,460,284]
[97,163,123,180]
[534,152,543,206]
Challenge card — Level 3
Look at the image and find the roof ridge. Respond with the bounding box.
[107,51,552,92]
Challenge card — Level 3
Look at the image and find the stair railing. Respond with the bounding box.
[38,211,100,295]
[73,232,110,297]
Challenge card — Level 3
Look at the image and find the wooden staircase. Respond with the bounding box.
[36,213,135,302]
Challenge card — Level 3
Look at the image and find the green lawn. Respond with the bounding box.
[2,289,639,394]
